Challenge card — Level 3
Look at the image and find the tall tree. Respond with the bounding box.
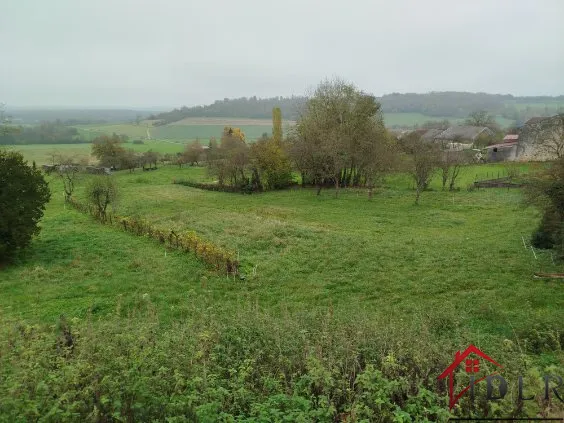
[291,78,391,196]
[465,110,497,130]
[272,107,282,145]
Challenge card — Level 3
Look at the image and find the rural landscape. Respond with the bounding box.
[2,0,564,421]
[2,81,564,421]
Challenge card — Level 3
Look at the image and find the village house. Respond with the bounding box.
[517,115,564,161]
[433,126,495,150]
[485,134,519,162]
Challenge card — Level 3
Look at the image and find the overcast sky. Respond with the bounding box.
[2,0,563,108]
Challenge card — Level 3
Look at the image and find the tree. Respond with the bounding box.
[0,150,51,262]
[91,134,125,168]
[119,149,139,172]
[57,155,80,201]
[85,176,118,222]
[532,114,564,159]
[250,137,293,190]
[291,78,391,197]
[401,132,440,204]
[272,107,282,144]
[207,127,249,187]
[183,139,204,165]
[465,110,498,131]
[141,150,160,169]
[438,149,466,191]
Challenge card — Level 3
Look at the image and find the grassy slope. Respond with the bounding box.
[2,164,561,346]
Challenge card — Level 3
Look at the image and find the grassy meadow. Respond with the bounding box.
[1,154,562,420]
[3,140,186,165]
[67,111,519,146]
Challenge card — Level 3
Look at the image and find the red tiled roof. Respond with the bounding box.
[485,141,518,149]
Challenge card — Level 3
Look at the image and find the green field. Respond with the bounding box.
[1,156,562,420]
[3,140,186,165]
[72,112,517,144]
[383,112,515,128]
[76,119,279,142]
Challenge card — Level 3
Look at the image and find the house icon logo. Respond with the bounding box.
[438,344,503,410]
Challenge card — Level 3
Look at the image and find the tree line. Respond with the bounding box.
[0,120,87,145]
[149,92,564,124]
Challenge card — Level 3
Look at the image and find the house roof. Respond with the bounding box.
[485,141,518,150]
[421,128,444,141]
[438,344,502,379]
[435,126,492,141]
[503,134,518,141]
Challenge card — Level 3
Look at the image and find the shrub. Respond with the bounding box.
[0,150,51,262]
[85,176,119,222]
[67,198,238,274]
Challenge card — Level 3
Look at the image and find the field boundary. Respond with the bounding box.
[67,198,239,274]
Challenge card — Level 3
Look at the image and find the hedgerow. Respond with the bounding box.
[67,197,238,274]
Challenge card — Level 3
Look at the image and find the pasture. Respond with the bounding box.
[2,163,561,338]
[1,159,562,420]
[4,140,186,165]
[73,112,517,145]
[75,119,278,142]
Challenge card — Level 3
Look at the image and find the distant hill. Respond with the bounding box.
[149,96,306,124]
[151,92,564,127]
[5,108,165,125]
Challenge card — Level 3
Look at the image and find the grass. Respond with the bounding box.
[383,113,515,128]
[75,120,277,142]
[3,163,562,337]
[1,161,562,419]
[3,141,186,165]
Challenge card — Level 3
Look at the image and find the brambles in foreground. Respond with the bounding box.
[0,150,51,262]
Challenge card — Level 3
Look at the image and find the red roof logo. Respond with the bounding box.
[438,345,503,410]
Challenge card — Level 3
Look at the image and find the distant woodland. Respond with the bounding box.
[151,92,564,125]
[0,121,87,145]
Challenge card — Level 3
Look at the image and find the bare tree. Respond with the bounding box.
[401,132,440,204]
[57,155,80,202]
[533,114,564,159]
[465,110,497,130]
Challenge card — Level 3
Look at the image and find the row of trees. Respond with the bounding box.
[0,118,85,145]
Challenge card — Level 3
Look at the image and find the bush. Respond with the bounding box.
[0,150,51,262]
[132,139,144,144]
[531,228,554,249]
[173,179,260,194]
[85,176,118,222]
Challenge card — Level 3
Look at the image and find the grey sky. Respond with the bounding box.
[2,0,563,108]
